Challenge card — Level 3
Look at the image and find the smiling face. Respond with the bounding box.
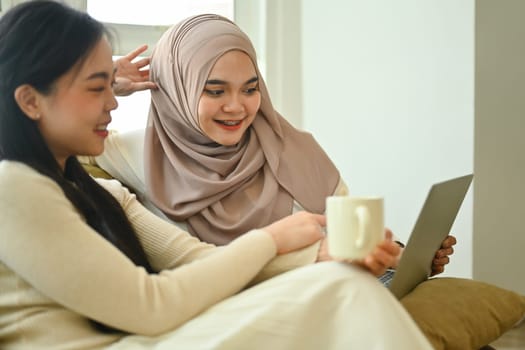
[35,38,117,169]
[197,50,261,146]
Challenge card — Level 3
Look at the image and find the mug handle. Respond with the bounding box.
[355,205,370,248]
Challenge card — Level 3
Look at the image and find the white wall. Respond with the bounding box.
[301,0,474,278]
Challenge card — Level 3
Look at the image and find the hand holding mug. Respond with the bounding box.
[318,227,401,276]
[354,229,401,276]
[325,196,401,276]
[326,196,385,260]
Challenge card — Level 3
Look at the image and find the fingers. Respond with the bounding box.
[125,44,148,60]
[378,236,400,256]
[264,211,327,255]
[113,79,157,96]
[435,235,456,258]
[364,251,388,275]
[433,255,450,266]
[134,57,151,69]
[361,240,400,276]
[435,246,454,258]
[361,257,384,276]
[316,237,333,262]
[310,213,326,227]
[441,235,457,248]
[133,81,158,92]
[431,238,454,276]
[430,265,445,276]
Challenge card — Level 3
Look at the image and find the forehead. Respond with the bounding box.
[208,50,256,78]
[59,38,114,85]
[78,38,114,77]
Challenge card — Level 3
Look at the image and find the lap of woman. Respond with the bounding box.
[108,262,432,350]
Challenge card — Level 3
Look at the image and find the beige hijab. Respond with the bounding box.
[145,14,340,245]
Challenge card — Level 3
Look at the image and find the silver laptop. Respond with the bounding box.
[386,174,474,299]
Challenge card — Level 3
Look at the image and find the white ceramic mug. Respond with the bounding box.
[326,196,384,260]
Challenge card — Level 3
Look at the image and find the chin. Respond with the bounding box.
[221,140,240,146]
[221,138,244,146]
[82,146,105,157]
[212,134,243,146]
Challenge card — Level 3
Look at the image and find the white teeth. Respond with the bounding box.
[218,120,241,126]
[95,125,107,131]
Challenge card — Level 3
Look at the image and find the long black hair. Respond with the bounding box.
[0,1,154,273]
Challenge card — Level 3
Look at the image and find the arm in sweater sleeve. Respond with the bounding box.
[91,142,350,281]
[99,178,322,285]
[245,177,351,284]
[0,161,277,336]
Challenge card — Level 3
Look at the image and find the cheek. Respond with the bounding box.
[248,94,262,116]
[197,97,216,127]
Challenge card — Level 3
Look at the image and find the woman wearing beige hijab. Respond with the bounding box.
[144,14,341,245]
[90,14,404,283]
[94,14,455,277]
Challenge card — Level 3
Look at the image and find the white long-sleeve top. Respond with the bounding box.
[0,161,316,349]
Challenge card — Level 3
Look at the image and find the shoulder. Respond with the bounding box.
[333,177,349,196]
[0,161,59,197]
[0,161,78,223]
[94,177,137,207]
[0,160,43,179]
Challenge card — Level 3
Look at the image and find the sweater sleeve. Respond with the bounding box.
[0,162,277,336]
[99,178,324,285]
[98,177,221,270]
[245,177,352,283]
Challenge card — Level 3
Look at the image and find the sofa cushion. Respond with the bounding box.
[82,162,114,180]
[401,277,525,350]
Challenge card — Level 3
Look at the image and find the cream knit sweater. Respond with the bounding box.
[0,161,318,349]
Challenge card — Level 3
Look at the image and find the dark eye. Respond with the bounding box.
[244,87,258,94]
[89,87,106,92]
[204,89,224,96]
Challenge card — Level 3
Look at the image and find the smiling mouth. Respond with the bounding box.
[215,120,242,126]
[213,118,245,131]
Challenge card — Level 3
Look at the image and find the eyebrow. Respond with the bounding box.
[86,67,117,81]
[205,76,259,85]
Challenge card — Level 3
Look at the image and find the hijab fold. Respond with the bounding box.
[145,14,340,245]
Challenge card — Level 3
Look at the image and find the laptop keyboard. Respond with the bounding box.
[379,269,396,287]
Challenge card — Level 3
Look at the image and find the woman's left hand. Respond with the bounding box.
[113,44,157,96]
[317,228,402,277]
[430,235,457,276]
[357,229,401,276]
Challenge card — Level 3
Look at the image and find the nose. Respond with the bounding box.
[106,92,118,111]
[222,94,244,114]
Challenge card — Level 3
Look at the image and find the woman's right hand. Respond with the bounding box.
[113,44,157,96]
[263,211,325,254]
